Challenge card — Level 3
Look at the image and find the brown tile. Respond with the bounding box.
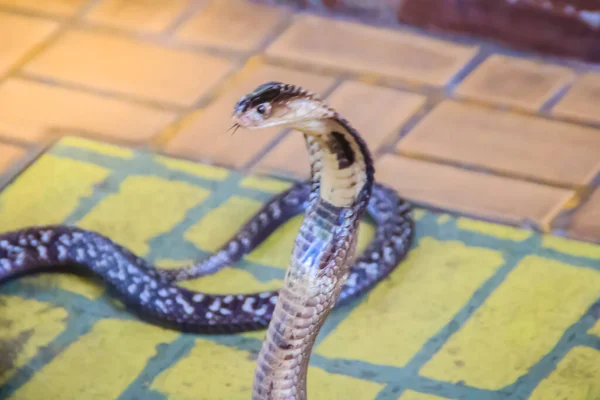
[397,101,600,186]
[256,80,426,177]
[0,142,24,174]
[553,72,600,125]
[176,0,288,52]
[266,15,478,86]
[164,64,336,167]
[86,0,189,32]
[0,12,58,76]
[376,154,574,226]
[567,189,600,241]
[0,78,178,143]
[0,0,86,16]
[455,54,574,111]
[24,30,233,106]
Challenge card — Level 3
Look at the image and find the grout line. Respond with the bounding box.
[0,0,103,83]
[538,71,581,114]
[444,45,493,92]
[17,71,189,112]
[162,0,208,36]
[393,149,587,191]
[0,134,32,148]
[0,137,56,192]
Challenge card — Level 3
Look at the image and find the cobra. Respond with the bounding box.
[0,82,414,399]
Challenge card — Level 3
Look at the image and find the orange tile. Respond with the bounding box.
[176,0,288,52]
[397,101,600,186]
[455,54,574,111]
[0,78,178,143]
[24,30,233,106]
[553,72,600,125]
[85,0,189,32]
[254,132,309,179]
[0,0,86,16]
[266,15,478,86]
[255,81,426,177]
[376,154,574,226]
[0,12,58,77]
[567,189,600,241]
[0,142,24,173]
[164,64,335,167]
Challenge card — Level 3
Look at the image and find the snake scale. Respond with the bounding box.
[0,82,414,399]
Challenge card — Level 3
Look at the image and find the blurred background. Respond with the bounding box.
[0,0,599,243]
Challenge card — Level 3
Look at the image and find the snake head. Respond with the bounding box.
[232,82,334,132]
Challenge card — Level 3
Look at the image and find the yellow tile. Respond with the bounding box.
[60,136,134,158]
[10,319,178,400]
[316,238,504,366]
[239,175,292,193]
[589,320,600,337]
[156,259,282,294]
[398,391,449,400]
[437,214,451,223]
[184,196,264,252]
[151,338,383,399]
[86,0,188,32]
[421,255,600,389]
[0,154,109,232]
[154,155,230,180]
[529,347,600,400]
[78,176,210,256]
[0,296,67,385]
[17,274,104,300]
[456,218,532,241]
[413,209,426,220]
[245,214,375,269]
[542,235,600,258]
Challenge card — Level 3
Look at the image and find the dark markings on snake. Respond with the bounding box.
[329,131,355,169]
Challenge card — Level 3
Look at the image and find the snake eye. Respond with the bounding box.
[256,104,267,114]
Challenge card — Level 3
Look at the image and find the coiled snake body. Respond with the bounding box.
[0,82,414,399]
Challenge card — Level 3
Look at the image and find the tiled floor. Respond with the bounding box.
[1,2,600,398]
[0,0,600,242]
[1,137,599,400]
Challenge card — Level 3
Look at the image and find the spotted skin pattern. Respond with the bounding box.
[0,181,413,334]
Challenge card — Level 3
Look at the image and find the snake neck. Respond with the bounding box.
[303,116,374,213]
[252,115,374,400]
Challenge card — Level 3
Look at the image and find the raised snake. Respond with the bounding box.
[0,82,414,399]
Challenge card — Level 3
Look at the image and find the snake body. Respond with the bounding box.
[0,82,414,399]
